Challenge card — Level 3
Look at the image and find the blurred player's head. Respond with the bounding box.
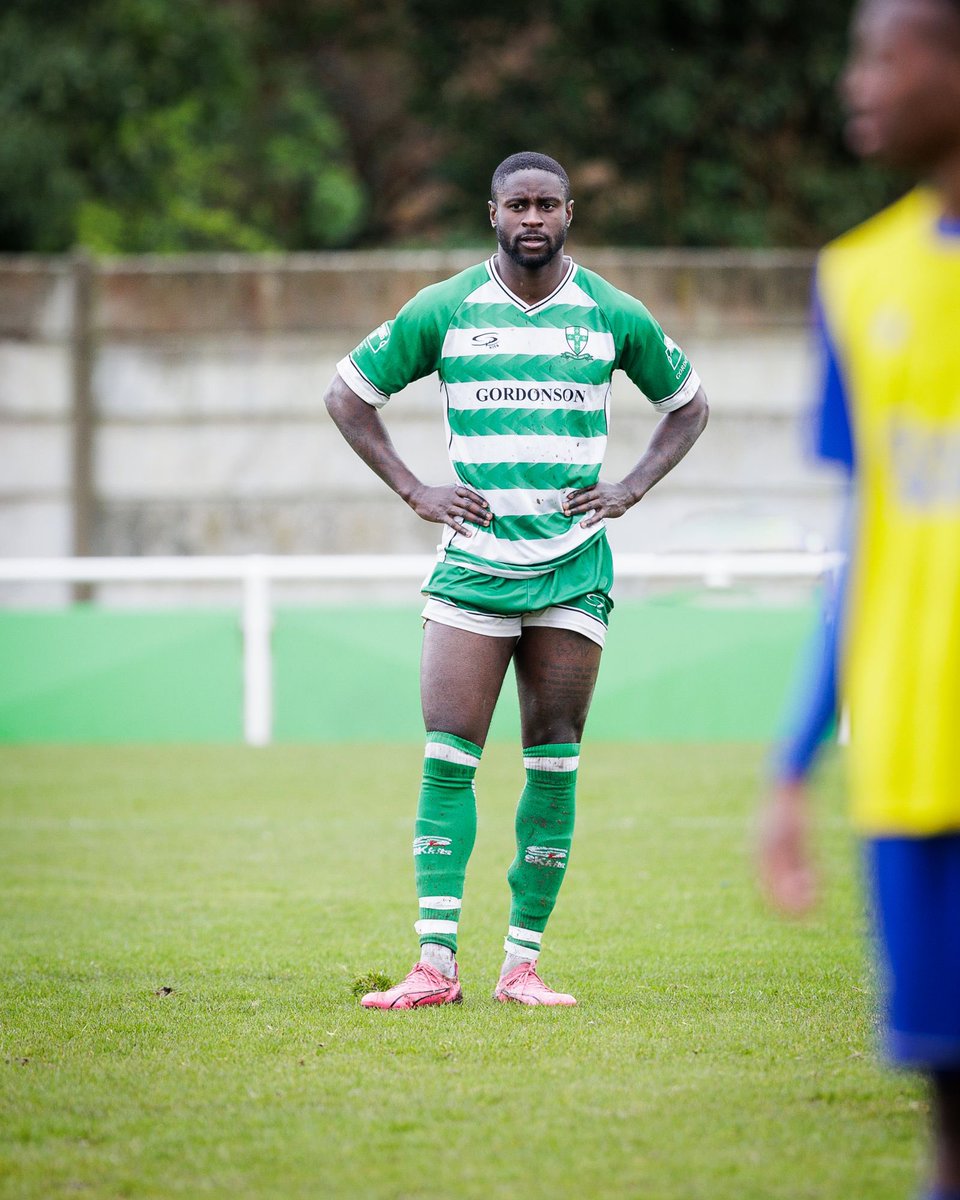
[489,152,573,269]
[845,0,960,170]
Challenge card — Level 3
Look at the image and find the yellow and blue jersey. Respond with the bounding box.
[777,189,960,835]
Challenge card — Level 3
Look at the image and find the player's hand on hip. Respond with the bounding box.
[408,484,491,537]
[563,480,634,527]
[757,780,819,916]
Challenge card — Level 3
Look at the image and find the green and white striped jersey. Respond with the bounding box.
[337,255,701,576]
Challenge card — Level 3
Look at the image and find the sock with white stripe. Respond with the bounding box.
[413,731,481,963]
[503,743,579,967]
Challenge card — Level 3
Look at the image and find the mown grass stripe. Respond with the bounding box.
[0,742,896,1200]
[448,407,606,439]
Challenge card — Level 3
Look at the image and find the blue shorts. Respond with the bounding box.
[865,834,960,1069]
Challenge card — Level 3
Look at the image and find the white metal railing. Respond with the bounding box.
[0,552,842,746]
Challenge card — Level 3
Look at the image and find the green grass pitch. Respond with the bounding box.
[0,744,924,1199]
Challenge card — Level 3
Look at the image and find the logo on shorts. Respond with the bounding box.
[414,836,453,856]
[564,326,591,358]
[583,592,608,618]
[525,845,567,869]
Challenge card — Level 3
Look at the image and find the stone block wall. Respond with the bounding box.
[0,249,843,604]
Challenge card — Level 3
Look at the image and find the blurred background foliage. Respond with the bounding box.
[0,0,900,253]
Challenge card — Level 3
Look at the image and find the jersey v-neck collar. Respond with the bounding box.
[486,255,576,314]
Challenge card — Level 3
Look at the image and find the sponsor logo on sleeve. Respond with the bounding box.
[365,322,393,354]
[663,334,687,378]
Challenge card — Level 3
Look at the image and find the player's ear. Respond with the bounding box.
[488,199,497,228]
[565,199,574,227]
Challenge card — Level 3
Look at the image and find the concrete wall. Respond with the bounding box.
[0,261,75,556]
[0,249,844,605]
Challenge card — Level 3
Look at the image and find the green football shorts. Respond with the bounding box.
[421,533,614,648]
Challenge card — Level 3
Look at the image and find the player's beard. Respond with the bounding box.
[496,222,567,269]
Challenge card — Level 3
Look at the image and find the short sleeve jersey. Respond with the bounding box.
[814,189,960,835]
[337,255,700,576]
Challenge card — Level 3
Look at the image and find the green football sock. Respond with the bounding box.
[504,743,579,960]
[413,731,481,955]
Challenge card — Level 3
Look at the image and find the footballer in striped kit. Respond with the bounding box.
[325,151,708,1007]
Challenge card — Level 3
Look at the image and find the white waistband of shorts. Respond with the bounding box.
[421,596,607,648]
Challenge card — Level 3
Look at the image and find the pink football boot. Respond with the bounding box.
[494,961,577,1006]
[360,961,462,1009]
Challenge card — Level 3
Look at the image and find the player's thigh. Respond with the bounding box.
[421,619,517,746]
[513,625,602,746]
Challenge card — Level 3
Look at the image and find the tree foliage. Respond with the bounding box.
[0,0,899,252]
[400,0,899,246]
[0,0,363,252]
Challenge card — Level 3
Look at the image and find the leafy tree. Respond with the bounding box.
[400,0,900,247]
[0,0,364,252]
[0,0,902,252]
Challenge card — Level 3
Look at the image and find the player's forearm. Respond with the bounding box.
[771,552,847,784]
[324,375,423,504]
[619,388,709,504]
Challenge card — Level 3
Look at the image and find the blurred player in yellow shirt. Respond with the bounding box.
[761,2,960,1197]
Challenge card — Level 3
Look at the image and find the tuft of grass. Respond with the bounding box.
[350,970,393,998]
[0,743,925,1200]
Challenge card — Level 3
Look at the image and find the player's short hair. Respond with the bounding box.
[490,152,571,202]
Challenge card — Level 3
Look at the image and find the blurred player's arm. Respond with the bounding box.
[759,554,846,913]
[323,373,490,538]
[759,287,854,914]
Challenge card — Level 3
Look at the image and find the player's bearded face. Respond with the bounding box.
[496,218,567,269]
[491,170,571,270]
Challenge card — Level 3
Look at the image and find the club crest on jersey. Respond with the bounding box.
[365,322,392,353]
[563,326,591,359]
[414,835,453,856]
[870,307,911,351]
[525,845,567,869]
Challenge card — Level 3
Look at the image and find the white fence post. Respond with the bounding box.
[242,556,273,747]
[0,552,845,748]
